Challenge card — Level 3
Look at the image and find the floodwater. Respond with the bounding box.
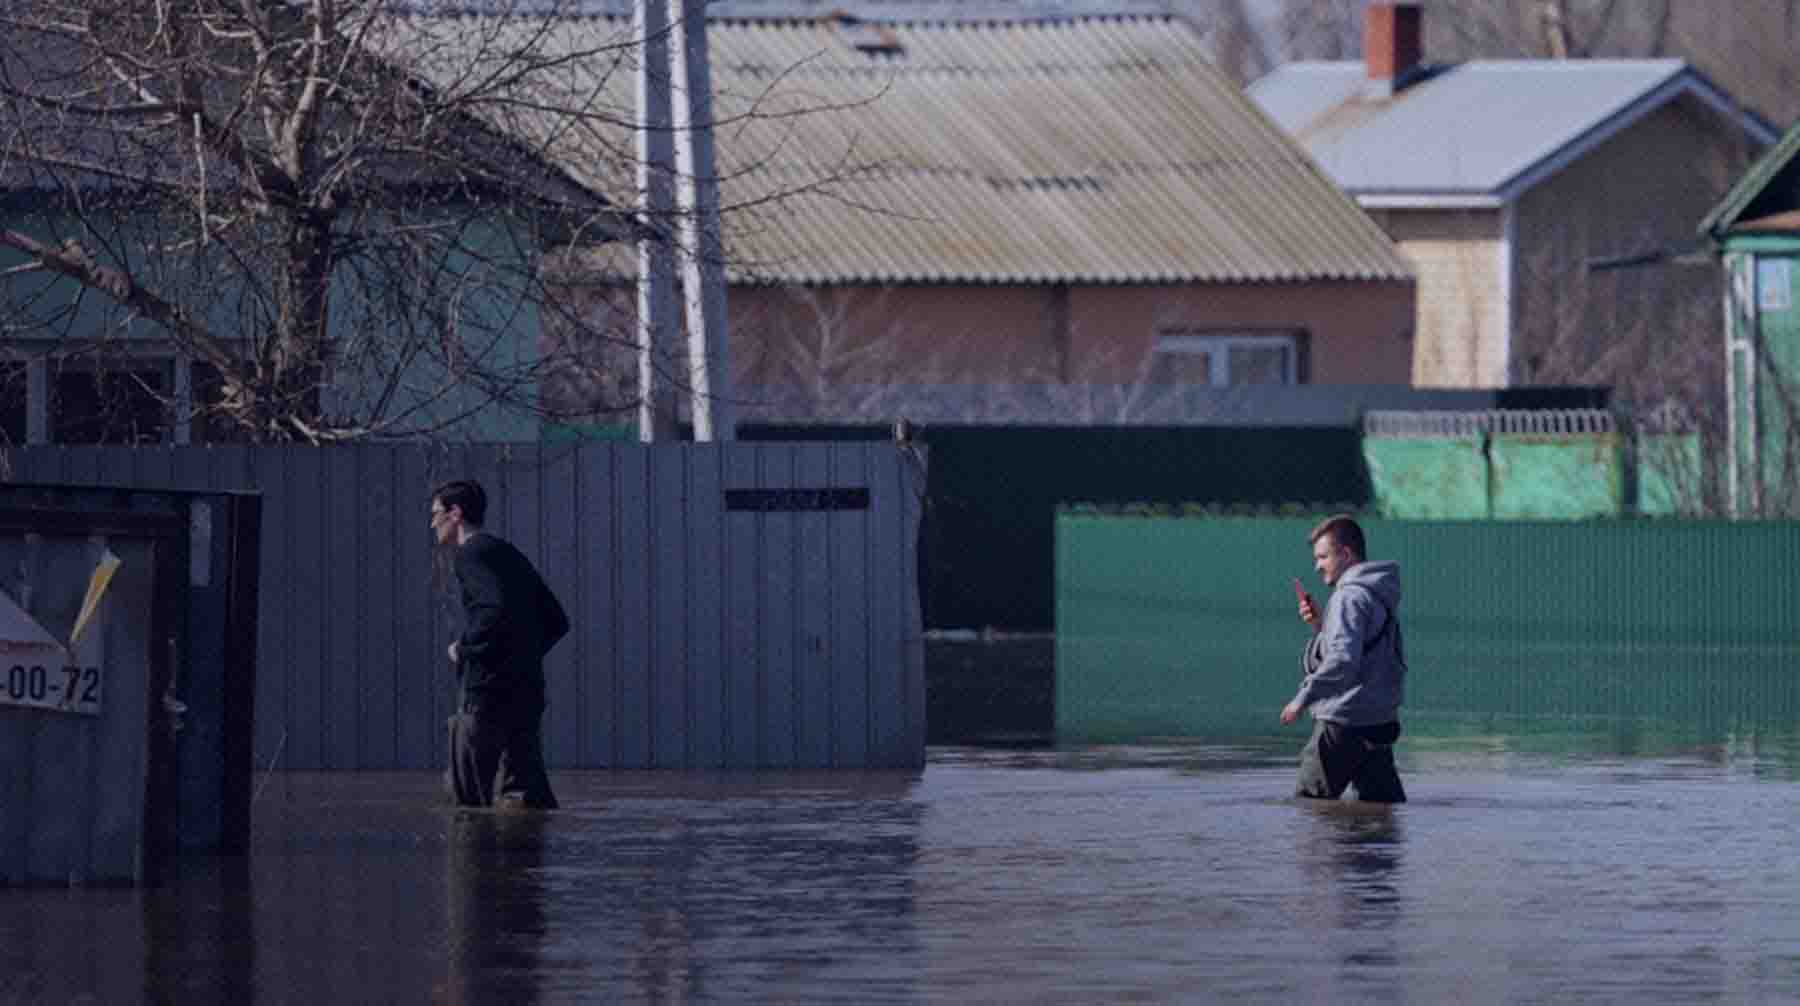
[7,732,1800,1004]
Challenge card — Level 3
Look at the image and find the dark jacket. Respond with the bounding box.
[454,532,569,698]
[1291,560,1406,727]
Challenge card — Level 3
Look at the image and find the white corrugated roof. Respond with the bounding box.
[1250,58,1769,201]
[373,13,1411,285]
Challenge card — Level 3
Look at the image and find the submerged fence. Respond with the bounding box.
[1,442,927,771]
[1057,512,1800,744]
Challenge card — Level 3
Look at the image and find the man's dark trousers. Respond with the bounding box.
[447,686,558,809]
[1295,719,1406,803]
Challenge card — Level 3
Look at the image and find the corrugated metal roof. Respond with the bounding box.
[1249,59,1742,200]
[374,14,1411,285]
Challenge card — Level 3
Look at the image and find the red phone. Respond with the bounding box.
[1292,577,1307,601]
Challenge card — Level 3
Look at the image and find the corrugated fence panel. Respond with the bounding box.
[831,443,871,768]
[322,448,361,769]
[758,446,799,768]
[576,447,616,767]
[1489,433,1624,519]
[287,449,328,770]
[796,444,836,769]
[688,446,726,769]
[613,446,652,768]
[650,446,687,768]
[1362,436,1488,518]
[539,445,583,769]
[0,443,925,771]
[247,450,291,772]
[723,448,762,766]
[1058,513,1800,744]
[357,446,400,770]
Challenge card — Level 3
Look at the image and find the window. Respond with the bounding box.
[1149,331,1300,386]
[4,353,255,444]
[49,361,172,445]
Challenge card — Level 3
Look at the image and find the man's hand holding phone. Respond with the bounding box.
[1293,577,1320,630]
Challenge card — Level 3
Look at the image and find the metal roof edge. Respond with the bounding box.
[1494,66,1768,203]
[1355,192,1505,210]
[729,270,1412,287]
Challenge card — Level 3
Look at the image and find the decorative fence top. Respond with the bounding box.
[1363,409,1617,438]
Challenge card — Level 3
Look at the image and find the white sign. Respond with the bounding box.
[1758,258,1791,312]
[0,550,114,716]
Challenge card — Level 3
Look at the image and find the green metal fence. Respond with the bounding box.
[1361,409,1696,519]
[1057,513,1800,748]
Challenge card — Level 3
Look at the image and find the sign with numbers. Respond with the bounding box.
[0,660,101,715]
[0,549,113,717]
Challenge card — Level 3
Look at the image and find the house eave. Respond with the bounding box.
[1496,69,1778,205]
[1355,193,1505,210]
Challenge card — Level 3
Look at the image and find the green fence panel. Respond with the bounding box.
[1057,514,1800,746]
[1637,433,1706,517]
[1362,438,1488,519]
[1488,433,1624,518]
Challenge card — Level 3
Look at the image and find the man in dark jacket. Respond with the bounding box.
[1281,514,1407,803]
[433,480,568,810]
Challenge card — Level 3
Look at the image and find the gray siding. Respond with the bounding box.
[2,442,927,770]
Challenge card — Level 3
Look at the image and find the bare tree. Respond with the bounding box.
[1247,0,1796,124]
[1516,236,1729,514]
[0,0,645,442]
[727,290,1267,426]
[0,0,881,444]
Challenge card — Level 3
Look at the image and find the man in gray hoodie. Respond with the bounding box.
[1280,514,1407,803]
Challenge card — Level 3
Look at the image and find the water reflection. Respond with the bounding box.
[445,811,548,1006]
[10,747,1800,1002]
[144,856,258,1005]
[535,774,925,1003]
[1297,804,1405,982]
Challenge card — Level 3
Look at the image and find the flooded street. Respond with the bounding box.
[7,734,1800,1003]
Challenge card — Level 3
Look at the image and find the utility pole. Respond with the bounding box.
[667,0,734,441]
[633,0,679,441]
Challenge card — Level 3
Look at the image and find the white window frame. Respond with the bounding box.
[1151,330,1301,387]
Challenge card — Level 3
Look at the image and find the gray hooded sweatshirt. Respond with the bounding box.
[1291,560,1406,727]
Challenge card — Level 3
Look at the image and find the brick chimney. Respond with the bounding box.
[1364,2,1423,98]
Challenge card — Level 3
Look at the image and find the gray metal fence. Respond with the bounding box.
[1,442,928,770]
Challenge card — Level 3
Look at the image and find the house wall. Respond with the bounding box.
[1369,208,1509,388]
[730,284,1060,387]
[1511,98,1758,392]
[0,209,551,443]
[1065,281,1415,384]
[725,278,1416,392]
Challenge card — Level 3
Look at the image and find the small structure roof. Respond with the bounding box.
[1250,59,1776,207]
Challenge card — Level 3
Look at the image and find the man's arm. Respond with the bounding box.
[454,546,507,661]
[538,574,569,655]
[1281,634,1326,724]
[1287,587,1383,712]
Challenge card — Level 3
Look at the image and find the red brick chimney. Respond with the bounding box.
[1364,2,1423,97]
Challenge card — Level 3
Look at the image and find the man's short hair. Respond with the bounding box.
[432,479,488,526]
[1309,513,1365,560]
